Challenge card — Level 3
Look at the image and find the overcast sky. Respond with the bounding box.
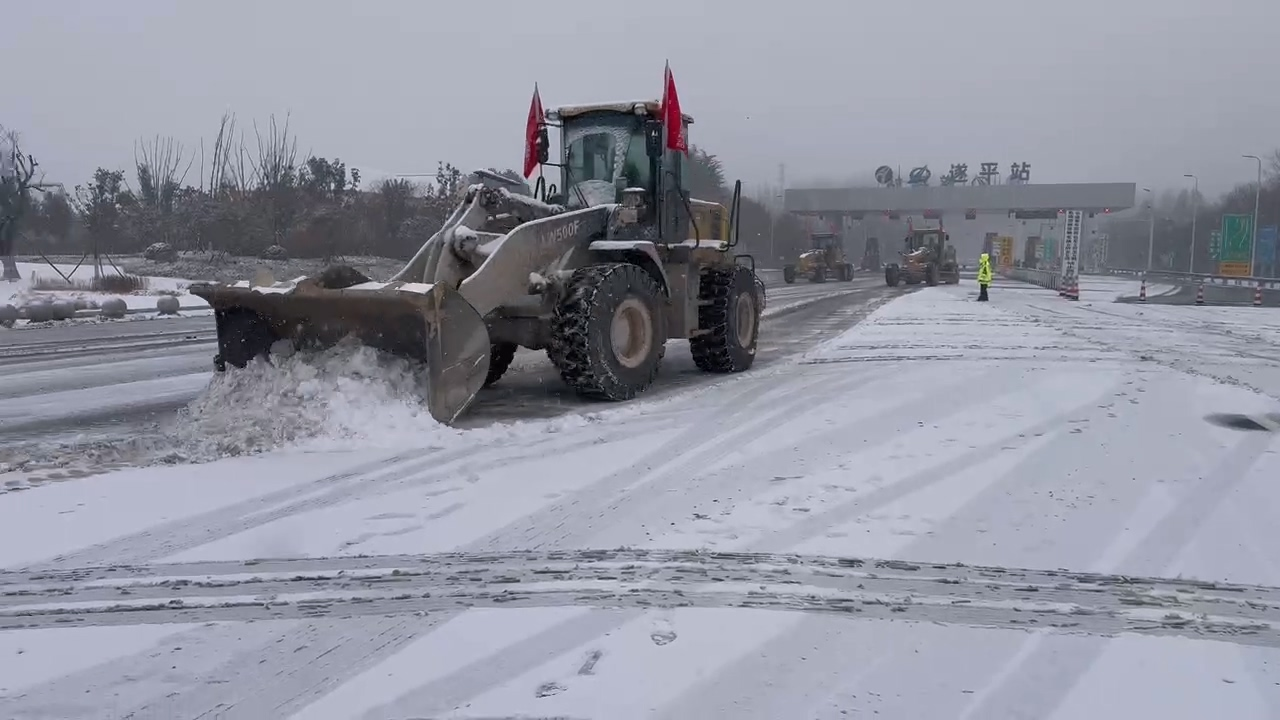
[7,0,1279,201]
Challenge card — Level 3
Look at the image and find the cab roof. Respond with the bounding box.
[547,100,694,125]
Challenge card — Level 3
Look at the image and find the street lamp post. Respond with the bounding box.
[1184,174,1198,273]
[1244,155,1263,277]
[1142,187,1154,271]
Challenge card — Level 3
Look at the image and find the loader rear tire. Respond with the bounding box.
[483,342,518,387]
[548,263,665,401]
[691,265,760,373]
[783,265,796,284]
[215,309,278,370]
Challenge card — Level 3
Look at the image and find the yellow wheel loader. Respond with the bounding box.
[782,232,855,284]
[190,97,764,426]
[884,227,961,287]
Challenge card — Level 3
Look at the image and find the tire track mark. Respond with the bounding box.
[747,376,1135,554]
[580,362,1023,551]
[362,609,638,720]
[957,431,1277,720]
[899,374,1192,570]
[460,366,887,553]
[5,551,1280,649]
[39,426,641,569]
[0,614,458,720]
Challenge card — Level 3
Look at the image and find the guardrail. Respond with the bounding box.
[1104,267,1280,290]
[1001,267,1062,291]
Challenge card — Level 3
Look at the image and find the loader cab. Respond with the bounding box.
[545,101,694,241]
[907,229,944,253]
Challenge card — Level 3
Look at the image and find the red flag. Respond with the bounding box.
[523,84,544,178]
[661,63,688,154]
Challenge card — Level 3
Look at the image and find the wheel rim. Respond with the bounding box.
[734,292,757,347]
[611,298,653,369]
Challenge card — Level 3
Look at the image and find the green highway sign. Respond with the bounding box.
[1221,214,1253,264]
[1209,229,1222,260]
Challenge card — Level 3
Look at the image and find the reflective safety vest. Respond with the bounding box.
[977,254,993,284]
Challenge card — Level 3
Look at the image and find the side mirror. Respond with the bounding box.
[535,127,550,164]
[728,180,742,248]
[644,119,662,159]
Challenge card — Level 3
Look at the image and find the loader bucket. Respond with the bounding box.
[189,278,492,425]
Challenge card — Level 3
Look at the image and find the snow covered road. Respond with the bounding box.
[0,275,883,479]
[4,277,1280,718]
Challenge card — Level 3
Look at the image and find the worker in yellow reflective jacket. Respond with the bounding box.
[977,253,992,301]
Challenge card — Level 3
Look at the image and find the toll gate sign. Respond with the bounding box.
[996,236,1014,270]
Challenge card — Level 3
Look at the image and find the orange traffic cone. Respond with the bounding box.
[1255,283,1264,307]
[1139,279,1147,302]
[1195,280,1205,305]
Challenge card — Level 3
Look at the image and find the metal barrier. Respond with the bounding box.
[1104,267,1280,290]
[1001,267,1061,291]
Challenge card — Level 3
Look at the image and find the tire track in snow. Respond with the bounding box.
[36,424,653,570]
[955,431,1279,720]
[460,365,887,554]
[177,614,454,720]
[745,376,1137,554]
[1017,300,1280,399]
[4,551,1279,646]
[3,614,458,720]
[578,362,1026,551]
[624,360,1028,547]
[362,609,639,720]
[898,373,1189,570]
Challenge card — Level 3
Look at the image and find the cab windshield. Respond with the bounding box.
[563,114,651,204]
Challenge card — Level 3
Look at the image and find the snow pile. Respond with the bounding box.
[167,339,464,459]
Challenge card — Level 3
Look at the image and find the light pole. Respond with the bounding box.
[1142,187,1154,271]
[1184,174,1198,273]
[1244,155,1262,276]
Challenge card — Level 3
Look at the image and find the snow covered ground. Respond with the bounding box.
[2,261,207,323]
[3,276,1280,718]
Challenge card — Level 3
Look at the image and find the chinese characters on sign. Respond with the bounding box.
[941,164,968,186]
[875,162,1030,187]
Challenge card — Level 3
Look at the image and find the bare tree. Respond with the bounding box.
[249,114,301,245]
[203,112,239,196]
[134,135,193,211]
[0,127,55,281]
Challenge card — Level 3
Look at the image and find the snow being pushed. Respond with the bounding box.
[169,338,462,458]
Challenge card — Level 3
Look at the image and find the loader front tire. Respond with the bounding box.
[483,342,518,387]
[548,263,665,401]
[691,265,760,373]
[214,309,278,370]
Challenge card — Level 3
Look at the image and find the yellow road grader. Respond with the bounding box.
[189,93,764,426]
[783,232,855,283]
